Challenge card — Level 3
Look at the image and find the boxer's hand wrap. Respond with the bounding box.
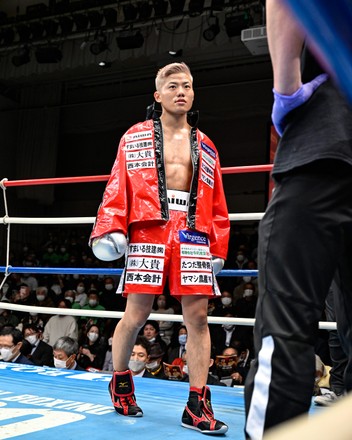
[212,257,225,275]
[91,232,127,261]
[272,73,329,136]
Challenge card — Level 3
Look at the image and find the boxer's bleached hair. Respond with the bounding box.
[155,62,193,91]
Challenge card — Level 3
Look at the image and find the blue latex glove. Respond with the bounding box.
[272,73,329,136]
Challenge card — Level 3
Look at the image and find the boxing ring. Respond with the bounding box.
[0,166,331,439]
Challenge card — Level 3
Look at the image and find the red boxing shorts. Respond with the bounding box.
[118,190,221,298]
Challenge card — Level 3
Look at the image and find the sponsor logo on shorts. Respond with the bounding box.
[179,230,208,245]
[181,272,213,285]
[125,272,163,285]
[127,257,164,272]
[181,258,212,271]
[128,243,165,256]
[180,244,211,258]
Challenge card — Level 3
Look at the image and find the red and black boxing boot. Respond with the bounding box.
[108,369,143,417]
[181,386,228,435]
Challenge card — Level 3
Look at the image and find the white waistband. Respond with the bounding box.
[167,189,189,212]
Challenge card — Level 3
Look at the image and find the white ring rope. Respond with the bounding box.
[0,178,11,290]
[1,212,265,225]
[0,302,337,330]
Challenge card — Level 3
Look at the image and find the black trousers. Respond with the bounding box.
[244,160,352,439]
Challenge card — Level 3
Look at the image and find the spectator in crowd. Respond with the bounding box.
[77,323,107,371]
[63,289,81,309]
[128,336,153,378]
[23,323,53,367]
[235,282,257,318]
[74,281,88,307]
[102,331,114,372]
[180,350,226,387]
[0,299,19,328]
[0,326,34,365]
[151,294,175,345]
[213,290,236,317]
[140,320,167,355]
[19,311,45,334]
[168,325,188,364]
[43,299,78,346]
[81,290,106,329]
[146,342,166,379]
[52,336,84,370]
[13,284,35,321]
[20,273,38,292]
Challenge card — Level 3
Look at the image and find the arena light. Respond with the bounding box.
[116,30,144,50]
[90,34,108,55]
[169,49,183,57]
[203,15,220,41]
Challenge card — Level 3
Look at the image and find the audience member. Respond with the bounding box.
[146,342,166,379]
[151,294,175,345]
[77,323,107,371]
[0,299,19,328]
[52,336,84,370]
[0,326,34,365]
[213,290,236,316]
[168,325,188,364]
[128,336,153,378]
[43,299,78,346]
[140,320,168,355]
[23,323,54,367]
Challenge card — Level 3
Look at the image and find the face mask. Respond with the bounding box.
[221,297,232,306]
[60,248,66,253]
[26,335,38,345]
[36,295,45,302]
[87,332,99,342]
[183,365,189,375]
[105,284,114,291]
[146,360,159,369]
[243,289,254,298]
[178,334,187,345]
[29,312,38,317]
[243,276,251,283]
[0,347,14,362]
[88,300,97,307]
[237,255,244,262]
[54,358,67,369]
[77,286,85,294]
[128,359,145,373]
[157,300,166,308]
[65,296,73,303]
[148,337,156,343]
[108,337,113,346]
[223,324,234,331]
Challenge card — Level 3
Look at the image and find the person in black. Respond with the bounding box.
[23,324,54,367]
[245,1,352,438]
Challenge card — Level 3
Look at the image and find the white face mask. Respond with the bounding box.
[54,358,68,369]
[128,359,145,373]
[105,284,114,291]
[221,297,232,306]
[64,296,74,303]
[0,347,14,362]
[76,286,85,294]
[148,337,156,343]
[178,334,187,345]
[88,299,97,307]
[87,332,99,342]
[36,295,45,302]
[243,276,251,283]
[51,285,61,295]
[25,335,38,345]
[29,312,38,317]
[146,360,159,369]
[237,255,244,262]
[243,289,254,298]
